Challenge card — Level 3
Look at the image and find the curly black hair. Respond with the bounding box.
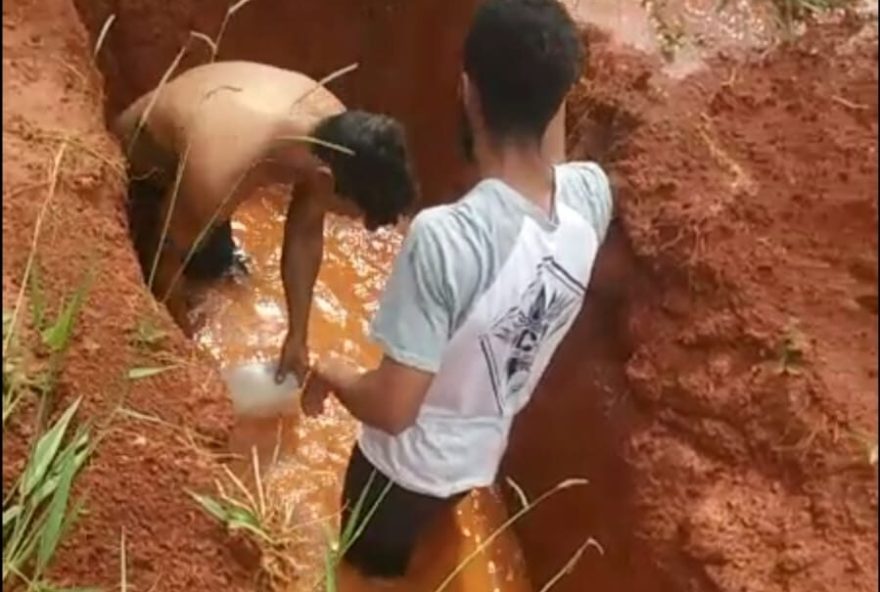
[311,111,417,230]
[464,0,584,142]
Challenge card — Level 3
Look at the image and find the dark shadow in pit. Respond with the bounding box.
[501,222,666,592]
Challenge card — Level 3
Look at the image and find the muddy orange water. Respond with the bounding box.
[190,186,531,592]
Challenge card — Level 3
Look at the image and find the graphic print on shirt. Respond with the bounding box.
[479,256,586,413]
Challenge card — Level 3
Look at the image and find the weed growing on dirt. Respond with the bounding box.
[715,0,852,35]
[189,446,322,588]
[3,268,96,590]
[5,144,67,357]
[130,316,168,350]
[772,0,852,32]
[28,259,96,417]
[3,144,100,590]
[319,472,392,592]
[3,397,93,591]
[4,239,95,429]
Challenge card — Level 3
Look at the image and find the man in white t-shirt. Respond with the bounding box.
[302,0,613,580]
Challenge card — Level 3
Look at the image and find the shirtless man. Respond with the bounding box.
[113,61,417,382]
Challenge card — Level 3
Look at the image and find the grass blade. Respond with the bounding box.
[226,512,272,542]
[323,536,337,592]
[40,267,95,353]
[228,0,258,15]
[433,478,589,592]
[3,505,22,530]
[60,493,89,543]
[29,257,46,332]
[93,13,116,57]
[32,428,90,506]
[126,365,177,380]
[342,479,392,558]
[120,528,127,592]
[187,491,228,523]
[273,136,354,156]
[126,42,189,157]
[4,143,67,356]
[36,438,80,574]
[339,471,376,549]
[505,476,530,510]
[188,491,272,543]
[537,536,604,592]
[22,398,81,497]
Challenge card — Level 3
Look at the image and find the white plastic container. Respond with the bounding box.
[221,360,301,417]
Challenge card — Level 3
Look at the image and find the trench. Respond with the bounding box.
[69,0,784,590]
[194,188,535,591]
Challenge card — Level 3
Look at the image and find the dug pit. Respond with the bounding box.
[3,0,877,591]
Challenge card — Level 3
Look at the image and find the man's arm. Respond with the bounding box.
[277,180,325,382]
[305,355,433,435]
[303,212,453,431]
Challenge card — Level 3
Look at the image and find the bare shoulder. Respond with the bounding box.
[112,91,153,141]
[169,62,344,107]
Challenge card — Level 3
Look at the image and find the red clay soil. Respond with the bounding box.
[2,0,253,590]
[73,0,479,208]
[506,19,878,592]
[5,0,877,590]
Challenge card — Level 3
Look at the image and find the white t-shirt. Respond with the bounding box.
[359,162,614,497]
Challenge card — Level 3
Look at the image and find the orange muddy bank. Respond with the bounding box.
[506,21,878,592]
[3,0,877,591]
[2,0,252,589]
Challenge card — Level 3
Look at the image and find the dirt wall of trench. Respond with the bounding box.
[2,0,255,589]
[505,22,878,592]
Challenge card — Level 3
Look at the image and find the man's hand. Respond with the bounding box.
[300,371,330,417]
[300,354,360,417]
[276,336,309,384]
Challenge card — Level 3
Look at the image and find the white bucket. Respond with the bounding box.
[222,360,301,417]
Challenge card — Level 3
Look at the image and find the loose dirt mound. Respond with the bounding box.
[2,0,252,589]
[507,18,878,592]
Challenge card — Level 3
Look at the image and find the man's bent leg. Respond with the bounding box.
[151,195,202,336]
[339,444,462,579]
[127,178,166,283]
[151,245,193,335]
[185,220,244,280]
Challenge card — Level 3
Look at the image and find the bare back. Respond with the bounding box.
[115,61,345,219]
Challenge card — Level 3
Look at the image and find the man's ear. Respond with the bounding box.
[460,73,471,106]
[460,74,483,133]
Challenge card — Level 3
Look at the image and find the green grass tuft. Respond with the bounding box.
[3,397,93,589]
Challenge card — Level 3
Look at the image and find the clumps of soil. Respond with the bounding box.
[2,0,253,589]
[619,19,878,590]
[510,17,877,592]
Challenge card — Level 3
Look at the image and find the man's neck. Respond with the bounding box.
[477,143,555,214]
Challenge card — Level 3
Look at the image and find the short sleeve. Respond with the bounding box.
[369,213,452,373]
[561,162,614,244]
